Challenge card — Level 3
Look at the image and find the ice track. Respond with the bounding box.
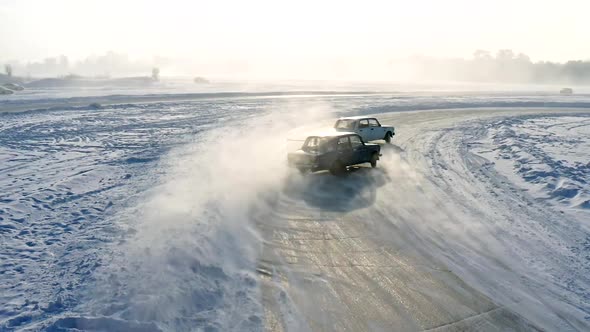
[259,108,590,331]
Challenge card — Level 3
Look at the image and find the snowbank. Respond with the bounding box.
[0,86,14,94]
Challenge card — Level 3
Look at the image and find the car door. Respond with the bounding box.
[368,118,382,141]
[349,135,369,163]
[357,119,371,142]
[336,136,354,165]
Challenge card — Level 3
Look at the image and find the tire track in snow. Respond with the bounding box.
[259,108,590,331]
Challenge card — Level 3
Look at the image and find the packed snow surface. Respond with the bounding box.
[1,85,589,331]
[474,116,590,210]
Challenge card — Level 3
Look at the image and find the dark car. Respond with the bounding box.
[288,132,381,175]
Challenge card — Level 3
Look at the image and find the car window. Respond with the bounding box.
[369,119,380,127]
[337,137,351,151]
[323,139,337,153]
[335,119,355,130]
[303,137,334,153]
[359,119,369,128]
[350,135,363,148]
[302,137,320,152]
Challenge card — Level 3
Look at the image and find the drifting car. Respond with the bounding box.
[334,116,395,143]
[288,132,381,175]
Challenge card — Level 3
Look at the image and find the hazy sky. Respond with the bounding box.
[1,0,589,73]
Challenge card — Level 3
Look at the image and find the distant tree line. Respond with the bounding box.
[408,50,590,84]
[2,52,154,78]
[4,49,590,84]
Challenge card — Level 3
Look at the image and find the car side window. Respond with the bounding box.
[369,119,380,127]
[350,135,363,148]
[337,137,351,151]
[323,139,336,153]
[359,119,369,128]
[307,137,319,148]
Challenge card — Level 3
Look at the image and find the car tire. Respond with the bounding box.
[370,153,378,168]
[329,160,346,176]
[384,132,392,143]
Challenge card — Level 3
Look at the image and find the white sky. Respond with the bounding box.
[1,0,589,74]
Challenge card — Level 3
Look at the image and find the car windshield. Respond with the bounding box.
[335,119,355,130]
[302,137,330,153]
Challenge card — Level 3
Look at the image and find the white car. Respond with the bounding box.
[334,116,395,143]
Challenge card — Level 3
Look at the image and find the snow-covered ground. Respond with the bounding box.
[474,115,590,210]
[1,86,590,331]
[258,108,590,331]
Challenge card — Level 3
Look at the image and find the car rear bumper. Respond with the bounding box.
[289,161,321,171]
[288,153,321,170]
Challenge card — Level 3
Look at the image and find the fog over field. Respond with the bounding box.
[2,0,590,81]
[4,49,590,84]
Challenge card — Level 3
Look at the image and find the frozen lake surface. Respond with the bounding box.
[1,85,589,331]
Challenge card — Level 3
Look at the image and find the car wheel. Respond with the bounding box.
[384,132,392,143]
[370,153,378,168]
[329,160,346,176]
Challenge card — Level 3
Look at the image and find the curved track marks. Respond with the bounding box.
[259,108,590,331]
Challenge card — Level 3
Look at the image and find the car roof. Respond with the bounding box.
[337,116,375,120]
[306,131,358,138]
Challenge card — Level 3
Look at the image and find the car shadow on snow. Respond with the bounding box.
[283,166,390,213]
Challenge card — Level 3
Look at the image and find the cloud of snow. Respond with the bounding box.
[88,99,336,330]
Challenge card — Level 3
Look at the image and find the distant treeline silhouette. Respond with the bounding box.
[3,52,156,78]
[408,50,590,84]
[4,49,590,84]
